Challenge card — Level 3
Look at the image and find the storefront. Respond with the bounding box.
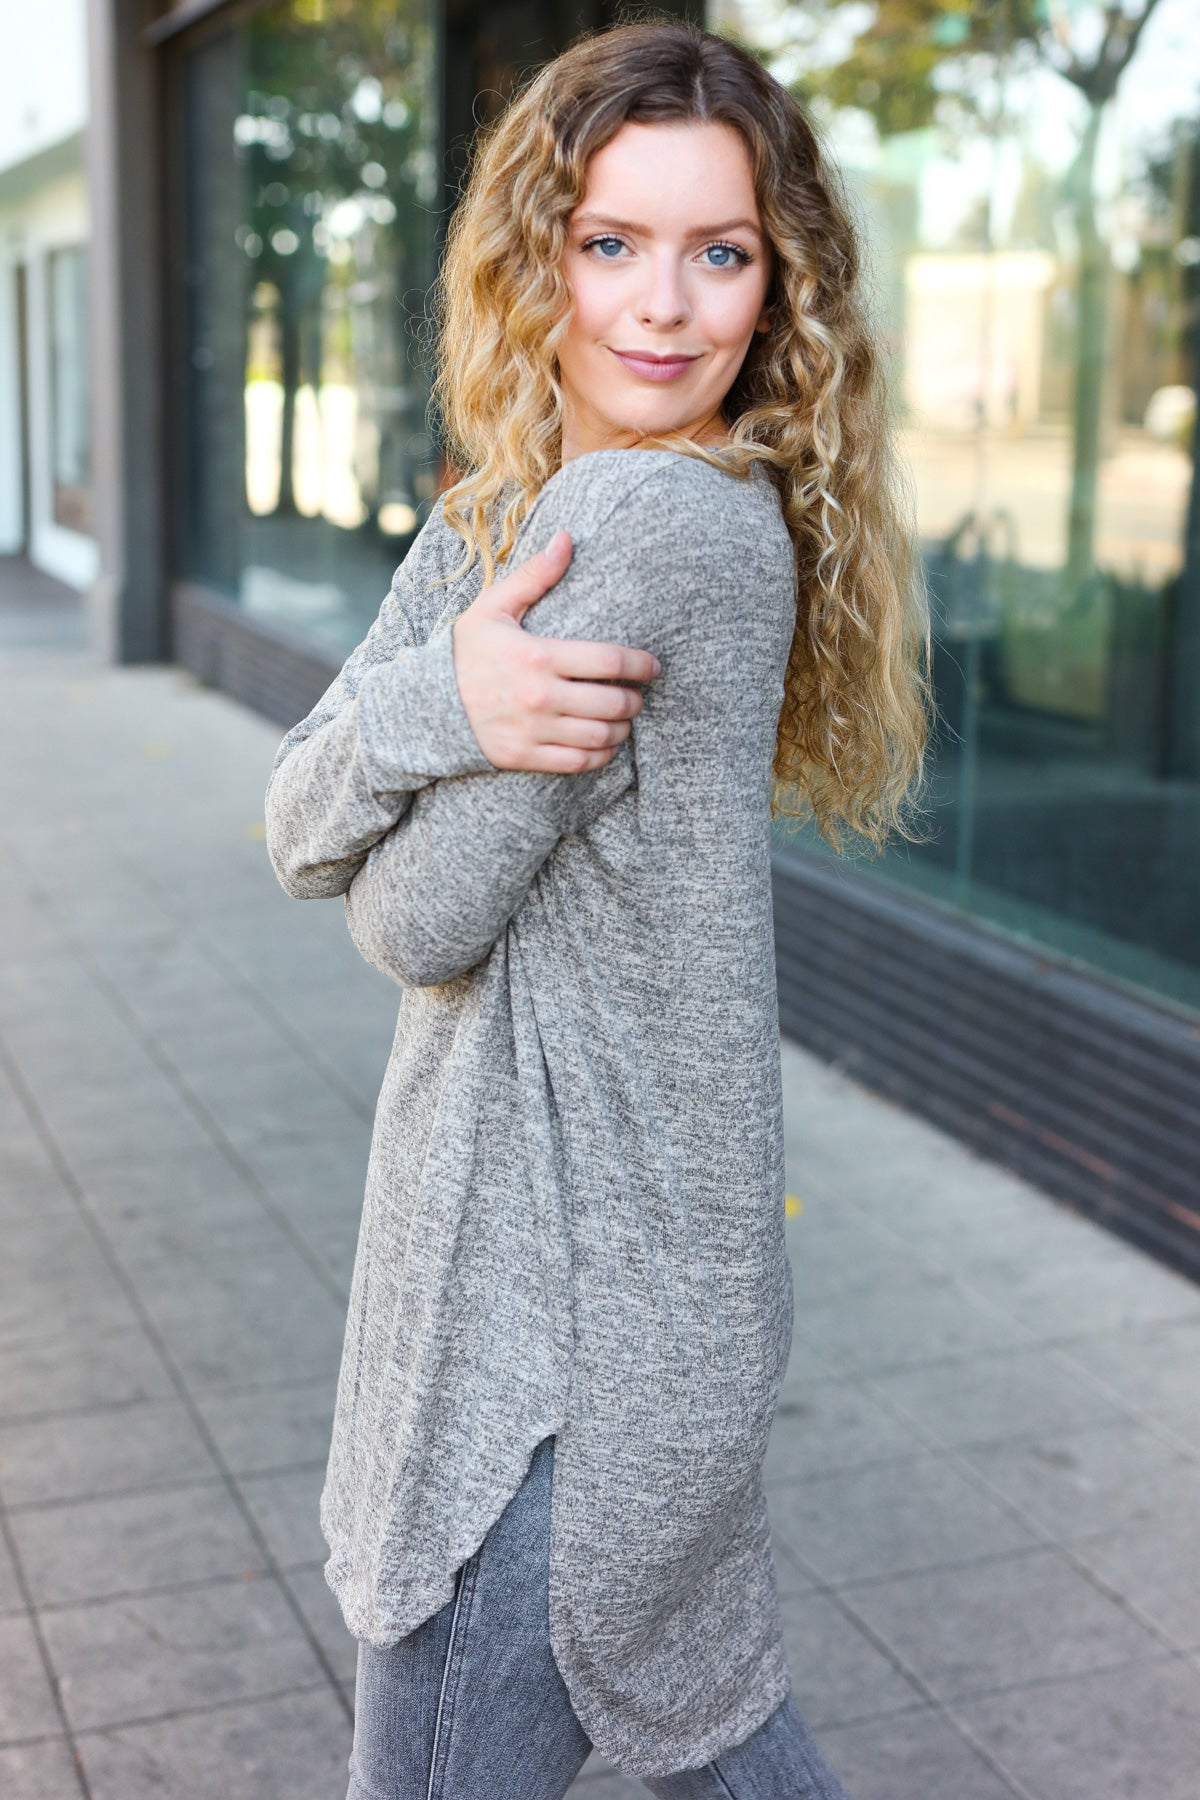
[87,0,1200,1274]
[713,0,1200,1273]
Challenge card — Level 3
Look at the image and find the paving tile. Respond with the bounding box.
[237,1129,373,1223]
[0,1398,217,1507]
[74,1145,291,1273]
[844,1163,1106,1262]
[815,1703,1019,1800]
[952,1651,1200,1800]
[791,1264,1035,1377]
[3,1204,112,1260]
[958,1417,1200,1541]
[865,1343,1134,1448]
[769,1451,1039,1586]
[138,1249,347,1393]
[780,1319,856,1383]
[2,1042,214,1164]
[574,1748,618,1780]
[8,1481,266,1606]
[794,1128,998,1220]
[41,1574,328,1732]
[54,1097,219,1166]
[284,1564,359,1683]
[239,1465,328,1568]
[0,1611,62,1742]
[0,1530,23,1613]
[0,1737,84,1800]
[314,1034,398,1109]
[1066,1512,1200,1650]
[4,665,1198,1800]
[790,1215,925,1303]
[192,1377,336,1476]
[0,1158,77,1223]
[1056,1315,1200,1440]
[76,1684,352,1800]
[86,939,286,1047]
[0,951,106,1030]
[0,1253,138,1348]
[780,1587,925,1725]
[766,1376,918,1484]
[289,1214,358,1291]
[956,1235,1200,1339]
[771,1542,814,1598]
[844,1544,1165,1702]
[0,1325,174,1422]
[178,1050,369,1152]
[565,1777,644,1798]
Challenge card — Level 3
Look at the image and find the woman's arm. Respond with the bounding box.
[263,511,495,901]
[344,725,635,987]
[343,455,771,988]
[264,500,656,902]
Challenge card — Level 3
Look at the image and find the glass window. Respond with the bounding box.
[47,244,92,535]
[171,0,441,657]
[715,0,1200,1019]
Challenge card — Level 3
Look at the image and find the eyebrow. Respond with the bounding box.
[572,212,762,239]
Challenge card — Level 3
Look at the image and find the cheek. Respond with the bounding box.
[703,284,767,348]
[562,266,617,344]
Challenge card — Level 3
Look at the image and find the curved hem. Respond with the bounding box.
[548,1627,794,1780]
[319,1420,563,1649]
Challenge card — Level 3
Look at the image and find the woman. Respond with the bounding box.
[264,15,931,1799]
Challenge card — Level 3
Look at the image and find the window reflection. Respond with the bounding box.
[48,244,92,535]
[716,0,1200,1014]
[177,0,438,655]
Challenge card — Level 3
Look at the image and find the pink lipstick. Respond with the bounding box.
[611,349,699,382]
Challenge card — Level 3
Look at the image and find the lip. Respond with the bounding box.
[610,349,700,382]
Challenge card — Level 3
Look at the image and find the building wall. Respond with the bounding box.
[0,0,94,587]
[0,164,97,585]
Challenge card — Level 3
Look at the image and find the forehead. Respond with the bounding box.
[576,120,761,227]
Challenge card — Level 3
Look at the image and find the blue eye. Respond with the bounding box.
[704,241,753,268]
[579,234,753,268]
[582,235,626,258]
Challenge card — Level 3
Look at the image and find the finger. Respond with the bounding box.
[487,531,573,618]
[539,677,646,722]
[538,638,662,685]
[486,734,625,772]
[530,714,634,751]
[499,741,624,774]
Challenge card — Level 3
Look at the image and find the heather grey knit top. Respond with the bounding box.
[264,446,797,1779]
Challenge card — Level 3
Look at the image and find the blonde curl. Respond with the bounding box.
[426,11,935,855]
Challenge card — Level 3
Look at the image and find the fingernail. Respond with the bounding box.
[545,530,568,557]
[653,656,663,675]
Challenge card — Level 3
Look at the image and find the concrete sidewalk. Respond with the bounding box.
[1,645,1199,1800]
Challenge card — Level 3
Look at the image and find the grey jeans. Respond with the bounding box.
[346,1433,852,1799]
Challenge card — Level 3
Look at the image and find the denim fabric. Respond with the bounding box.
[346,1436,852,1800]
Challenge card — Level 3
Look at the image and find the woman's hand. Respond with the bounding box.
[451,530,661,772]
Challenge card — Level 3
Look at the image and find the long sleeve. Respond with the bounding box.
[314,440,800,1773]
[263,509,495,901]
[343,453,777,988]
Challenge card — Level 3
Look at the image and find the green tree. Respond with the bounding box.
[237,0,438,517]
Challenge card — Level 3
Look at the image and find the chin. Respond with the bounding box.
[611,410,691,439]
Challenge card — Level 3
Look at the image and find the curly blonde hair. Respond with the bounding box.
[427,11,934,855]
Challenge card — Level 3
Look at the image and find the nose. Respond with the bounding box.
[636,251,690,331]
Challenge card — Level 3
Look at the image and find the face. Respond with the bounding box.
[555,119,773,463]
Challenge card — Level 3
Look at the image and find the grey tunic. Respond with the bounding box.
[263,446,797,1778]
